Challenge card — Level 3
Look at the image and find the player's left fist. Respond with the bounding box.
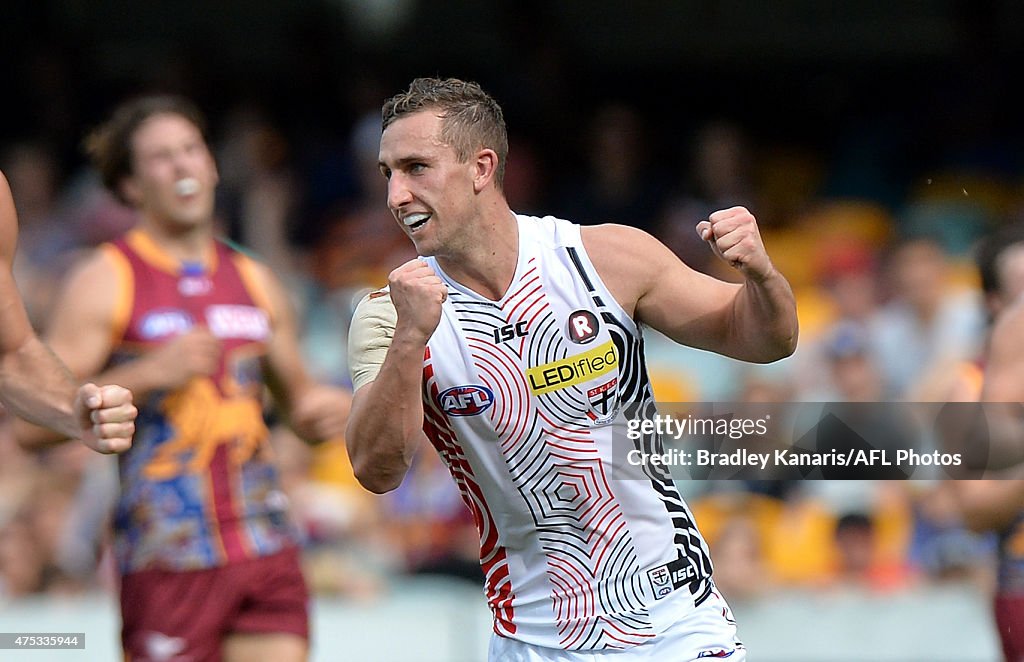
[696,206,775,282]
[76,383,136,454]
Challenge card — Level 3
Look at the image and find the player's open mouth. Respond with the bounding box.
[403,212,431,231]
[175,177,200,197]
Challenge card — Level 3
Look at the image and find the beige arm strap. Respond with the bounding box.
[348,289,398,391]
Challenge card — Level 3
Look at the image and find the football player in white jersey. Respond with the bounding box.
[347,77,797,661]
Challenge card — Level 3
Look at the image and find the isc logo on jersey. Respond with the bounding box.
[438,385,495,416]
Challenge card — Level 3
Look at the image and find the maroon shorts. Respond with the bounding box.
[120,546,309,662]
[995,594,1024,662]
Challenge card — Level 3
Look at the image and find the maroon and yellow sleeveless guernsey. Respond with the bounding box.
[105,230,297,573]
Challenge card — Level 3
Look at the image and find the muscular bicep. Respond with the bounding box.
[43,252,122,378]
[582,224,741,353]
[0,172,34,353]
[0,269,34,352]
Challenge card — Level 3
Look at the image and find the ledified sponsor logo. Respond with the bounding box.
[526,339,618,395]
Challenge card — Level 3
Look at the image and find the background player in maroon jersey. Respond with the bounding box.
[0,171,136,452]
[15,96,350,662]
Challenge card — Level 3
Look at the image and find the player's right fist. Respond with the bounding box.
[388,259,447,342]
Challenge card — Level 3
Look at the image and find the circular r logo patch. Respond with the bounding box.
[567,309,600,344]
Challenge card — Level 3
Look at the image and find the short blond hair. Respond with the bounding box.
[382,77,508,189]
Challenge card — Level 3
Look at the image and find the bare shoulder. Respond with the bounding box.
[580,223,668,263]
[47,245,127,330]
[64,245,125,293]
[580,224,671,316]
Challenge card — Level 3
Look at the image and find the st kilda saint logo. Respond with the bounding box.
[566,309,599,344]
[587,378,618,422]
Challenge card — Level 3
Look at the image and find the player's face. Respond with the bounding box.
[123,113,219,230]
[378,110,478,257]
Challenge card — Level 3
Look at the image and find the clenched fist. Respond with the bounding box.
[697,206,775,282]
[388,259,448,343]
[75,383,136,454]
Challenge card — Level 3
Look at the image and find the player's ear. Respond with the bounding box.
[472,149,498,193]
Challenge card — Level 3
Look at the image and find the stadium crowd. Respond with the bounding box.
[0,70,1019,622]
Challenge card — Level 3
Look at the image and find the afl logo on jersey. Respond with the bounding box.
[567,309,600,344]
[438,385,495,416]
[139,309,194,339]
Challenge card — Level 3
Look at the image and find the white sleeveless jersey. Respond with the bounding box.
[416,214,714,650]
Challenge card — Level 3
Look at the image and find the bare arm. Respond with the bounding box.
[13,248,141,448]
[581,207,797,362]
[982,303,1024,403]
[345,260,445,493]
[242,258,350,444]
[0,171,134,451]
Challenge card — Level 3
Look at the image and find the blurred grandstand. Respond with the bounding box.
[2,1,1023,660]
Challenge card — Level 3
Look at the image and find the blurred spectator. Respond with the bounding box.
[1,142,77,326]
[0,515,43,600]
[658,121,756,277]
[216,103,300,276]
[60,174,138,249]
[706,515,773,603]
[830,512,916,593]
[869,237,984,399]
[374,445,481,585]
[692,488,837,590]
[294,111,415,387]
[0,429,94,600]
[816,321,885,402]
[503,136,546,216]
[554,103,668,233]
[909,482,995,587]
[272,427,385,599]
